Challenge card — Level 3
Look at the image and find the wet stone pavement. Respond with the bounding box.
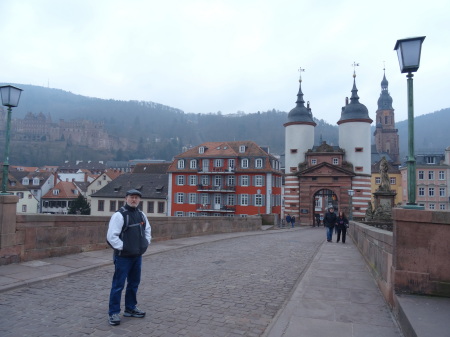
[0,229,323,337]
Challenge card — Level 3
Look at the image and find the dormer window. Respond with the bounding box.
[333,158,339,165]
[33,178,40,185]
[53,189,60,195]
[199,146,205,154]
[22,178,29,185]
[177,159,185,169]
[311,159,317,165]
[73,189,78,195]
[239,145,246,153]
[255,158,263,168]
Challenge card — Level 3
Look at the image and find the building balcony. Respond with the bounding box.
[197,184,235,192]
[196,204,236,213]
[197,167,235,174]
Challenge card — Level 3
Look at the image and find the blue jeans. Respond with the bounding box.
[109,255,142,315]
[326,226,333,241]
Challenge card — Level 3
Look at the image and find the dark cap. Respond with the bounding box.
[126,189,142,197]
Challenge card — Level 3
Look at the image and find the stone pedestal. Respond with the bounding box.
[0,194,18,248]
[373,190,397,209]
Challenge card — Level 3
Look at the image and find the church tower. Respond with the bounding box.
[283,73,316,218]
[338,72,373,218]
[373,71,400,164]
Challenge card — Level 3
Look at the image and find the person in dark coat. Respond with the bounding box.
[336,211,349,243]
[291,215,296,228]
[323,207,337,242]
[285,214,292,227]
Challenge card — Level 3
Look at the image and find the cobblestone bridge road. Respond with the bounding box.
[1,229,324,337]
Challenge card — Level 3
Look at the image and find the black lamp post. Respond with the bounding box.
[394,36,425,209]
[0,85,23,195]
[348,189,354,220]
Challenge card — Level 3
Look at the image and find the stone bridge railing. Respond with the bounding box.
[0,195,262,265]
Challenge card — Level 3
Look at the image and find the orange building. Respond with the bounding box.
[167,141,282,217]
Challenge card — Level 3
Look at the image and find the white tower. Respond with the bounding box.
[283,74,316,218]
[337,72,373,217]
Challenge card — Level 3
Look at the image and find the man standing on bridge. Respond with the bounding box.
[107,189,151,326]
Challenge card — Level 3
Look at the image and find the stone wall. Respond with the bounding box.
[393,208,450,297]
[0,196,262,265]
[348,220,394,306]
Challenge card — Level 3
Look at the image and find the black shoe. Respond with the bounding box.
[109,313,121,326]
[124,307,146,318]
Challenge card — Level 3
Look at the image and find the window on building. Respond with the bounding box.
[426,156,436,164]
[189,193,197,204]
[241,175,249,186]
[429,203,435,210]
[28,194,32,199]
[201,175,209,185]
[110,200,116,212]
[189,212,196,217]
[390,177,396,185]
[440,204,446,210]
[355,166,363,171]
[418,187,425,196]
[440,187,446,197]
[189,175,197,185]
[147,201,154,213]
[158,202,165,213]
[385,116,389,124]
[255,158,263,168]
[228,159,235,169]
[255,175,264,187]
[375,177,381,184]
[190,160,197,169]
[118,201,124,208]
[418,171,424,180]
[177,175,185,185]
[33,178,40,185]
[175,211,183,217]
[214,159,223,167]
[97,180,102,186]
[355,147,363,152]
[176,193,184,204]
[98,200,104,211]
[239,145,246,153]
[22,178,29,185]
[199,146,205,154]
[428,171,434,180]
[53,189,59,195]
[201,193,208,205]
[177,159,185,169]
[241,194,249,206]
[214,175,221,187]
[227,194,235,205]
[311,159,317,165]
[290,149,297,154]
[429,187,435,197]
[241,158,249,168]
[227,175,235,187]
[255,194,263,206]
[439,171,445,180]
[333,158,339,165]
[22,205,27,212]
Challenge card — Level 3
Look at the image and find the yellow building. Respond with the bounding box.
[371,159,403,206]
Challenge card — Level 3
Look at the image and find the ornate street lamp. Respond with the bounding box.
[347,189,354,220]
[0,85,23,194]
[394,36,425,208]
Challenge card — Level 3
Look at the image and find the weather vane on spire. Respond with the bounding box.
[298,67,305,82]
[352,62,359,78]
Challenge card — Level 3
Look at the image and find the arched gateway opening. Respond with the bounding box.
[313,189,338,225]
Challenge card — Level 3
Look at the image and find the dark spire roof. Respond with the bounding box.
[377,70,394,110]
[287,77,315,124]
[338,73,372,123]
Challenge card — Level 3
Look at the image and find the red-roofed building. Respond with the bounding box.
[167,141,282,217]
[41,181,82,214]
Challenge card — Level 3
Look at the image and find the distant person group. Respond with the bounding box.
[323,207,349,243]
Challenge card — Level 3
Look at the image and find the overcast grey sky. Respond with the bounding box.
[1,0,449,124]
